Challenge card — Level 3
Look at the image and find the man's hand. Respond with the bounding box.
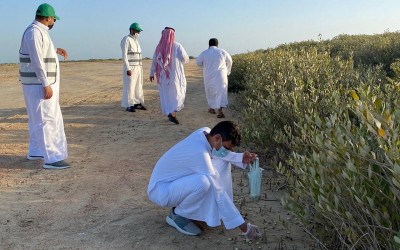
[43,85,53,99]
[150,76,154,82]
[127,70,132,76]
[242,151,257,164]
[56,48,68,60]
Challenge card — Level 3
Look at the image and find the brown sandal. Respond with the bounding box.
[208,108,216,114]
[217,113,225,118]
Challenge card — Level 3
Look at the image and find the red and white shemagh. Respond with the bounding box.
[155,28,175,84]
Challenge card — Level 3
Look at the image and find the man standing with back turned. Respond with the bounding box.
[19,3,70,169]
[121,22,146,112]
[196,38,232,118]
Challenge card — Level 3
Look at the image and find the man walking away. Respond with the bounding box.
[196,38,232,118]
[150,27,189,124]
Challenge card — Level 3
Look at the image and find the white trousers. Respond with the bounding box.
[22,83,68,164]
[148,172,244,229]
[122,66,144,107]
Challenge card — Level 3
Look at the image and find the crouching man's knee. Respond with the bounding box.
[194,175,211,194]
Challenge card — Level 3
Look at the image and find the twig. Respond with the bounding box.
[303,226,329,250]
[277,183,288,190]
[259,198,279,201]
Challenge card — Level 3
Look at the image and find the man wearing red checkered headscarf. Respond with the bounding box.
[150,27,189,125]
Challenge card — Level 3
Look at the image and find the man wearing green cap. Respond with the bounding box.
[120,22,146,112]
[18,3,70,169]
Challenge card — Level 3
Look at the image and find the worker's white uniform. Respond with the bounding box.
[121,34,144,108]
[19,20,68,164]
[147,127,245,229]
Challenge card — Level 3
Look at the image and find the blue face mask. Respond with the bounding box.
[212,139,230,158]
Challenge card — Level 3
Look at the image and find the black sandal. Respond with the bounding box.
[168,114,179,124]
[126,106,135,112]
[134,104,147,110]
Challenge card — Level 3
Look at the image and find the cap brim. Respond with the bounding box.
[55,15,60,20]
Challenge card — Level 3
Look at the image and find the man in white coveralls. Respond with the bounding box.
[19,3,70,169]
[196,38,232,118]
[121,22,146,112]
[147,121,261,240]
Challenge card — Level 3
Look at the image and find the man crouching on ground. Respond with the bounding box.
[147,121,261,240]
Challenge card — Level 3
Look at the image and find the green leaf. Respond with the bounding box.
[334,195,339,209]
[394,163,400,175]
[310,167,316,177]
[354,195,363,204]
[315,116,322,128]
[349,90,359,101]
[346,159,356,172]
[368,166,372,179]
[393,177,400,189]
[366,197,374,207]
[342,171,350,180]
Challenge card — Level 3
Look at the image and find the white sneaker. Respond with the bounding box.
[43,160,70,170]
[27,155,44,160]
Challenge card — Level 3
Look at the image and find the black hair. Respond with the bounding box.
[210,121,241,146]
[209,38,218,47]
[35,15,47,21]
[165,27,175,32]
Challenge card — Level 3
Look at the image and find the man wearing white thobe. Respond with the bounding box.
[19,3,70,169]
[147,121,261,240]
[150,27,189,124]
[121,22,146,112]
[196,38,232,118]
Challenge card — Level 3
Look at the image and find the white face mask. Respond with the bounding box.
[134,33,140,38]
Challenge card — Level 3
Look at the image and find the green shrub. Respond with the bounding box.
[278,85,400,249]
[230,40,400,248]
[233,47,385,159]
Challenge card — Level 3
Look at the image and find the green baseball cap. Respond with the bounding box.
[36,3,60,20]
[129,22,143,31]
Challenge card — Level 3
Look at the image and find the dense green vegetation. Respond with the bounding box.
[230,32,400,249]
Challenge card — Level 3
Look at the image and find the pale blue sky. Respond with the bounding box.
[1,0,400,63]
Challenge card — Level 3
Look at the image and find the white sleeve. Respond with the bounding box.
[196,52,203,66]
[121,36,130,69]
[178,43,189,64]
[212,152,245,169]
[225,51,233,75]
[26,28,49,86]
[150,51,157,77]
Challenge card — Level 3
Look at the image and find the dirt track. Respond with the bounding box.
[0,60,315,249]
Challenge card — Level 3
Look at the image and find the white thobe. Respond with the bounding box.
[196,46,232,109]
[121,35,144,107]
[150,42,189,115]
[19,21,68,164]
[147,127,245,229]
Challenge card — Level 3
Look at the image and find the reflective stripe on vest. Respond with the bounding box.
[127,51,142,66]
[19,24,58,85]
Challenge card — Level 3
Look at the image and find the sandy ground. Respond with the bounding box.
[0,60,316,249]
